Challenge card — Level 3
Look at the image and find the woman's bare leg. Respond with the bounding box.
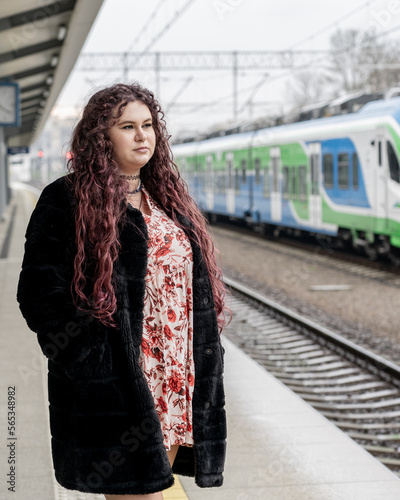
[104,493,162,500]
[166,444,179,466]
[103,445,180,500]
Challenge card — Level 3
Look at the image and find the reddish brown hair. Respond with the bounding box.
[66,82,228,331]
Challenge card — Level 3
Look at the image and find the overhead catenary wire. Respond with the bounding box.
[80,0,198,86]
[181,24,400,117]
[182,0,395,120]
[287,0,382,50]
[130,0,198,66]
[180,0,385,118]
[126,0,167,52]
[127,0,198,91]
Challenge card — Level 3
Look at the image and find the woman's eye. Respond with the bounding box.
[122,125,133,129]
[144,123,152,128]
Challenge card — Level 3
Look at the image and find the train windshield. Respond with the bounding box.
[387,141,400,183]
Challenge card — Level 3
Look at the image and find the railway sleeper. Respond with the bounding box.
[295,392,396,403]
[280,367,361,379]
[252,340,315,351]
[277,361,351,373]
[253,333,303,344]
[253,326,297,335]
[365,445,399,455]
[251,345,319,355]
[267,349,327,360]
[379,457,400,467]
[287,354,342,365]
[281,374,376,386]
[255,331,302,340]
[336,421,400,430]
[295,381,388,393]
[348,432,400,441]
[246,319,285,328]
[255,333,303,343]
[262,357,343,369]
[310,398,400,411]
[297,389,399,402]
[321,409,400,420]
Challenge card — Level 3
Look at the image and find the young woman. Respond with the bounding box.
[17,83,228,499]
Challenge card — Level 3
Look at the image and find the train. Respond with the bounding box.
[172,96,400,264]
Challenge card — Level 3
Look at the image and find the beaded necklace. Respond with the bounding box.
[127,179,143,195]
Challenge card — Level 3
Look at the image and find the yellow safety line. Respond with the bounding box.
[26,189,39,207]
[163,475,189,499]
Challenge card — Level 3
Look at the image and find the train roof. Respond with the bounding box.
[172,96,400,155]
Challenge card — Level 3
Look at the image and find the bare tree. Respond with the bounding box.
[285,69,333,112]
[327,29,400,94]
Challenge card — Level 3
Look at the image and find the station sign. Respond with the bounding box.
[7,146,29,155]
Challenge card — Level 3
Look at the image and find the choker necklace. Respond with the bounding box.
[127,179,143,195]
[121,173,140,180]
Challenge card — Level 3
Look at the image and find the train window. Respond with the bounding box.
[263,167,270,198]
[283,166,289,199]
[272,156,279,192]
[387,141,400,183]
[241,159,247,183]
[255,158,261,184]
[206,155,213,191]
[227,157,233,189]
[338,153,349,189]
[180,158,187,179]
[310,153,319,195]
[299,165,307,200]
[216,171,225,193]
[323,154,334,188]
[292,168,297,198]
[235,169,240,191]
[352,153,359,189]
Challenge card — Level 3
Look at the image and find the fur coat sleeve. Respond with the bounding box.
[16,180,111,380]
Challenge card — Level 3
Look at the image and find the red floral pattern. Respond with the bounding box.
[138,187,195,451]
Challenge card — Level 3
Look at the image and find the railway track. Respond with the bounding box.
[211,221,400,287]
[223,276,400,475]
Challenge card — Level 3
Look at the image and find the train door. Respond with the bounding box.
[309,142,322,228]
[375,128,389,228]
[206,154,214,211]
[226,152,235,214]
[270,147,282,222]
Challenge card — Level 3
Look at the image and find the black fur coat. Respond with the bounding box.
[16,175,227,495]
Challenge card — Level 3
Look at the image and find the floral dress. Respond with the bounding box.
[138,186,195,451]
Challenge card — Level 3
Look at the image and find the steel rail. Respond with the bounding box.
[224,276,400,385]
[223,276,400,473]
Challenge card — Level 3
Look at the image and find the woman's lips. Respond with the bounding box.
[135,147,149,152]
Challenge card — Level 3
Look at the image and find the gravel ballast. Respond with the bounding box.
[210,226,400,366]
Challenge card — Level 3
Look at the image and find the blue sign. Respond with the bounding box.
[7,146,29,155]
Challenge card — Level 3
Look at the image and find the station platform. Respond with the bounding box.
[1,183,400,499]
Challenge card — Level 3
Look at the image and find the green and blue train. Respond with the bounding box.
[172,96,400,263]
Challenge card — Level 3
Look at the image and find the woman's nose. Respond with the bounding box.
[135,128,147,141]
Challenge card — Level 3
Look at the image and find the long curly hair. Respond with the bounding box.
[66,82,228,332]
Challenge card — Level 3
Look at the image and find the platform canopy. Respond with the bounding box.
[0,0,104,148]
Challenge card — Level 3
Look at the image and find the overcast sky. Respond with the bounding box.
[55,0,400,137]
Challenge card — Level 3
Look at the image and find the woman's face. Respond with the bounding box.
[108,100,156,173]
